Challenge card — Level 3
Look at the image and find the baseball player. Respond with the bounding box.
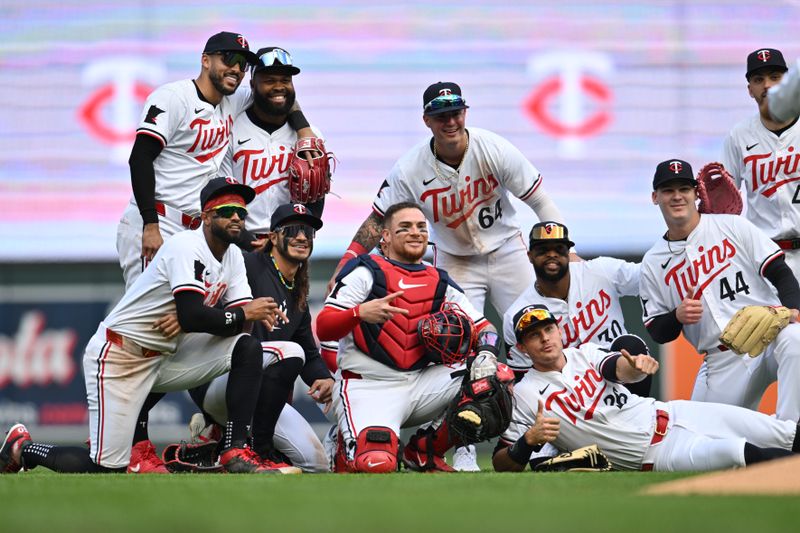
[640,159,800,422]
[502,221,651,395]
[187,203,332,473]
[722,48,800,276]
[329,81,567,470]
[219,47,327,252]
[316,202,499,473]
[493,305,800,472]
[119,32,316,288]
[0,178,288,474]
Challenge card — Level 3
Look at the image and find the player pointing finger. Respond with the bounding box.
[356,290,410,324]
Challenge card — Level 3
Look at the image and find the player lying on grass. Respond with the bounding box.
[492,305,800,472]
[0,179,288,475]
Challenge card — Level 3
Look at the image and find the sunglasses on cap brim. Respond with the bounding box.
[424,94,467,113]
[210,51,251,71]
[277,223,316,239]
[254,48,294,71]
[515,308,555,333]
[211,205,248,220]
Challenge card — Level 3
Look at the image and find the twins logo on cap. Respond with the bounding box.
[756,49,771,63]
[237,35,249,48]
[544,223,557,235]
[292,204,307,214]
[669,161,683,174]
[439,88,453,96]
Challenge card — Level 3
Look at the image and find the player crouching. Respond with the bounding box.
[316,202,513,472]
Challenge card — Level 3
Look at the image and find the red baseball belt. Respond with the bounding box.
[155,202,201,230]
[774,237,800,250]
[641,409,669,472]
[106,328,162,358]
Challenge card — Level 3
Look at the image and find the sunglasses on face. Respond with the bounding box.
[277,223,315,239]
[212,206,248,220]
[211,51,250,71]
[255,48,294,70]
[532,244,569,256]
[515,308,554,332]
[424,94,467,112]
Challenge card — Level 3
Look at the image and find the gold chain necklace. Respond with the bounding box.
[432,134,469,183]
[271,254,295,290]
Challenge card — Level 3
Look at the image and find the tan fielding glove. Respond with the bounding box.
[719,305,792,357]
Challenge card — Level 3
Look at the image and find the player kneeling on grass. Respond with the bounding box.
[0,179,288,475]
[316,202,510,473]
[492,305,800,472]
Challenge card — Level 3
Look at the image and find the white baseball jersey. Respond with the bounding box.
[502,343,656,470]
[133,80,252,216]
[503,258,640,371]
[640,214,783,354]
[501,343,798,471]
[722,113,800,241]
[105,228,252,353]
[219,109,324,234]
[372,127,546,255]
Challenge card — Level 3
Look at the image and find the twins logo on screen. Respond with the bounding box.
[524,51,614,158]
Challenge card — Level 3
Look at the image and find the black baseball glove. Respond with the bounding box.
[162,440,224,473]
[532,445,612,472]
[445,369,514,445]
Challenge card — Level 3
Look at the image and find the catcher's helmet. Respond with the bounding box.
[417,303,476,366]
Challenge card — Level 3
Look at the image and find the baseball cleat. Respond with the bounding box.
[260,456,302,475]
[128,440,169,474]
[219,446,280,474]
[452,444,481,472]
[0,423,32,474]
[402,439,455,473]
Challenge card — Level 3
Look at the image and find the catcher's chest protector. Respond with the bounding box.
[353,255,449,370]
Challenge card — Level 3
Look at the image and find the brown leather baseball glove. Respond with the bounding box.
[696,162,743,215]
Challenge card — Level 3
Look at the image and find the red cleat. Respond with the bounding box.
[219,446,280,474]
[128,440,169,474]
[0,424,32,474]
[402,438,455,473]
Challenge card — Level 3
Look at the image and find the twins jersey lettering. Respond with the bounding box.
[502,258,640,371]
[104,229,252,353]
[134,80,252,216]
[219,109,324,234]
[639,214,783,353]
[501,343,655,470]
[372,127,543,255]
[722,114,800,240]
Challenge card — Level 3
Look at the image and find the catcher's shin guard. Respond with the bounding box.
[352,426,399,473]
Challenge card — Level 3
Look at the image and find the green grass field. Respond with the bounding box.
[1,467,796,532]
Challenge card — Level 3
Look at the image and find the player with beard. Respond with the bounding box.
[186,204,333,472]
[220,47,327,252]
[502,222,650,396]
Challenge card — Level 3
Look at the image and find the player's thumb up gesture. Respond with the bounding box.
[524,400,560,446]
[357,291,410,324]
[243,297,289,331]
[676,286,703,324]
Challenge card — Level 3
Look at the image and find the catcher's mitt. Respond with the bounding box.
[446,370,513,444]
[719,305,792,358]
[696,162,743,215]
[288,137,334,203]
[162,440,223,473]
[532,445,612,472]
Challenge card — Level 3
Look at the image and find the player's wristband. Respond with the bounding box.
[337,242,368,270]
[287,110,310,131]
[508,436,539,465]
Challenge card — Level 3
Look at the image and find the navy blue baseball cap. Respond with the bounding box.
[270,203,323,231]
[513,305,558,343]
[746,48,787,79]
[423,82,469,116]
[203,31,257,63]
[200,177,255,210]
[652,159,697,190]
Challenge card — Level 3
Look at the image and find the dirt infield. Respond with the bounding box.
[643,455,800,495]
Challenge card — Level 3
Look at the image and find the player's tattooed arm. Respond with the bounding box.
[327,212,384,294]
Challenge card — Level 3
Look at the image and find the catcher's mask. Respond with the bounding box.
[417,303,476,366]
